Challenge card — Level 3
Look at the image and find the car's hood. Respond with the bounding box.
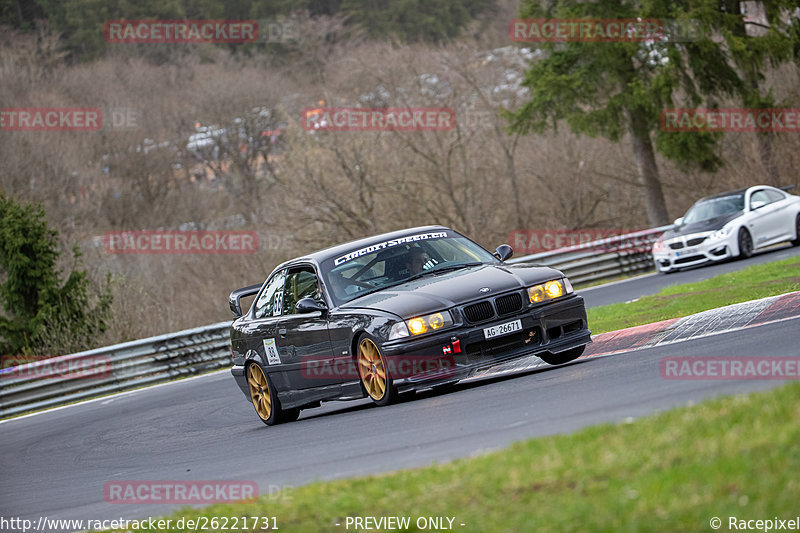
[663,212,743,239]
[340,263,564,318]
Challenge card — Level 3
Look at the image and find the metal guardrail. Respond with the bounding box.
[0,225,670,419]
[507,224,672,284]
[0,321,232,419]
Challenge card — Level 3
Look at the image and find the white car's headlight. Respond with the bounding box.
[710,226,733,241]
[652,235,666,253]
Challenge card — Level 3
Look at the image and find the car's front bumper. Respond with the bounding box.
[380,294,591,392]
[652,232,736,273]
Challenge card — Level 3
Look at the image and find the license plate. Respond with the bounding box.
[676,247,697,257]
[484,319,522,340]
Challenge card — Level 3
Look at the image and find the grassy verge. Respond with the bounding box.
[101,383,800,533]
[587,256,800,334]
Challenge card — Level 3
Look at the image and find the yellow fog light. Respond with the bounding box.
[429,313,445,330]
[528,285,545,303]
[545,280,563,299]
[408,317,427,335]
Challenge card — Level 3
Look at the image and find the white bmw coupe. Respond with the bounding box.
[652,185,800,273]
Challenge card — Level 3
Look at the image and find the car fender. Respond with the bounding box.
[347,314,398,357]
[730,218,749,255]
[244,348,268,371]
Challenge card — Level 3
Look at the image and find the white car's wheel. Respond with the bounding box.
[737,228,753,258]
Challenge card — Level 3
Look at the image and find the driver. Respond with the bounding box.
[404,247,430,275]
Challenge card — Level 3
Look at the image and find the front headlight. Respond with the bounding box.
[709,226,733,241]
[391,311,454,339]
[528,278,572,303]
[652,235,666,253]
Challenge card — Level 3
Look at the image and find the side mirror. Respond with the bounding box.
[494,244,514,262]
[228,283,262,318]
[296,297,328,314]
[673,217,684,226]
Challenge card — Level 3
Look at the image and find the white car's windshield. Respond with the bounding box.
[683,194,744,224]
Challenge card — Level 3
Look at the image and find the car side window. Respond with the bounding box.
[283,267,321,315]
[750,190,772,209]
[765,190,785,203]
[254,270,285,319]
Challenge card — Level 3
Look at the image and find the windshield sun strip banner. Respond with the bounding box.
[333,231,449,266]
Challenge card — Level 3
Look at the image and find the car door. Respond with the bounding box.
[763,189,795,242]
[747,189,784,248]
[247,269,286,370]
[275,265,338,388]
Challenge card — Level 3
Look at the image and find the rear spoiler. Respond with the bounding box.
[779,185,796,192]
[228,283,262,318]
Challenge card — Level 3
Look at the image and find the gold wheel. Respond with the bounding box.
[357,338,387,401]
[247,363,272,421]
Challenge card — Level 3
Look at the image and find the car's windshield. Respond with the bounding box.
[320,230,497,305]
[683,194,744,224]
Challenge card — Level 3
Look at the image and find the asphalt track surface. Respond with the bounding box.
[1,315,798,529]
[580,242,800,308]
[1,247,799,530]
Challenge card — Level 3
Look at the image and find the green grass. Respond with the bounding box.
[587,256,800,334]
[99,383,800,533]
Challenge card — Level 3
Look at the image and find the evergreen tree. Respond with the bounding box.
[0,194,112,355]
[508,0,799,225]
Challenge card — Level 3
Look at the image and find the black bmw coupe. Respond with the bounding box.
[229,226,591,425]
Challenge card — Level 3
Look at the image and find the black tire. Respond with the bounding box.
[792,215,800,247]
[356,334,398,406]
[539,345,586,366]
[737,228,753,258]
[246,362,295,426]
